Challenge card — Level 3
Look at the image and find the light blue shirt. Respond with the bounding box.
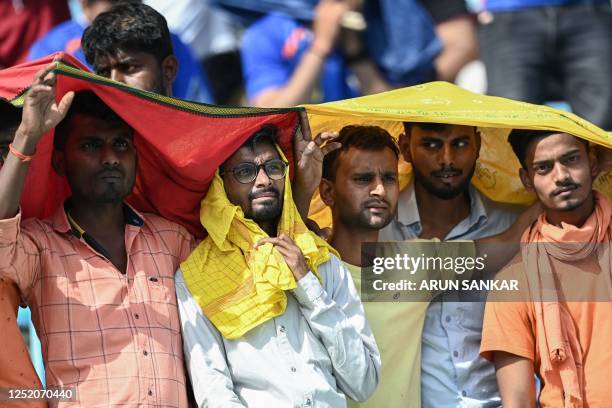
[379,181,520,407]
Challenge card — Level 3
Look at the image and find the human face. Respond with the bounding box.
[322,147,399,231]
[0,125,17,167]
[94,49,168,95]
[221,142,285,223]
[54,114,136,204]
[404,125,479,200]
[520,133,597,213]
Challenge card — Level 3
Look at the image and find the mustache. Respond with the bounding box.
[249,187,280,200]
[96,169,124,178]
[362,198,390,208]
[431,167,463,177]
[551,182,580,197]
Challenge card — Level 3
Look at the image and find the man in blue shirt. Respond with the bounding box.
[379,122,521,407]
[479,0,612,130]
[241,0,444,107]
[29,0,213,103]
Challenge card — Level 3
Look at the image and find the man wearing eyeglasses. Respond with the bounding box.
[175,125,380,407]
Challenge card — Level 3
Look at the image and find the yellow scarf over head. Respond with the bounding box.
[181,150,335,339]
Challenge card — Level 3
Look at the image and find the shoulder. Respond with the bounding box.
[140,213,193,241]
[243,13,300,45]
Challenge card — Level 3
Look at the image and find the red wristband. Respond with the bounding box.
[8,143,34,162]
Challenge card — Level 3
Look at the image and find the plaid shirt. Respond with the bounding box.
[0,204,195,407]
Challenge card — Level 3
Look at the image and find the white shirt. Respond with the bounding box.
[175,254,380,408]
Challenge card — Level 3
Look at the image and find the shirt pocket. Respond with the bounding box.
[147,276,181,334]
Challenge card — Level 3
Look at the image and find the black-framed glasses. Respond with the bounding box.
[220,159,289,184]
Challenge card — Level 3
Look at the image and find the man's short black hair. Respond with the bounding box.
[82,2,173,69]
[241,124,279,152]
[322,125,399,181]
[54,91,128,151]
[507,129,589,168]
[0,100,21,133]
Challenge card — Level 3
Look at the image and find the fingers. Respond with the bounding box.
[57,91,75,117]
[313,131,340,146]
[297,111,313,142]
[33,63,57,86]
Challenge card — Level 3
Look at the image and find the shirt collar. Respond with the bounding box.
[51,201,145,236]
[395,180,489,238]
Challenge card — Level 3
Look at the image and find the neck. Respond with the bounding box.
[330,220,379,267]
[545,193,595,228]
[258,220,278,237]
[414,181,471,238]
[68,197,125,237]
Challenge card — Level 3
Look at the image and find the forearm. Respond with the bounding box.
[293,272,380,401]
[476,205,538,273]
[253,47,327,107]
[0,128,37,218]
[434,15,478,82]
[348,59,392,95]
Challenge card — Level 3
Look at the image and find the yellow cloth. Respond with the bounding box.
[181,155,335,339]
[302,81,612,228]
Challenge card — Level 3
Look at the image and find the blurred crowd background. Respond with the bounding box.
[1,0,611,130]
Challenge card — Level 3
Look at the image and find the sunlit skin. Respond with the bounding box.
[221,142,285,237]
[519,133,598,227]
[93,48,176,96]
[399,124,480,239]
[321,147,399,266]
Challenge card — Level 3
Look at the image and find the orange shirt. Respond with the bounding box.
[0,205,194,407]
[480,252,612,408]
[0,278,45,408]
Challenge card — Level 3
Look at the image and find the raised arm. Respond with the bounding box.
[0,63,74,218]
[250,1,347,107]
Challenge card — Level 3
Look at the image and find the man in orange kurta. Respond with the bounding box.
[480,130,611,408]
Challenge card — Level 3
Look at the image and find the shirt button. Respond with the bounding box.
[134,313,139,319]
[305,398,312,406]
[461,390,467,397]
[143,350,148,356]
[148,390,153,396]
[445,316,451,323]
[453,351,459,357]
[279,325,286,333]
[290,367,297,372]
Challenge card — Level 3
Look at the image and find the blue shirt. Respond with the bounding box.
[379,181,521,408]
[241,12,356,104]
[28,20,214,103]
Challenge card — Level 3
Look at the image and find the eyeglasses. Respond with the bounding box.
[220,159,288,184]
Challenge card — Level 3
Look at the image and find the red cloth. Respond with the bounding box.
[0,0,70,68]
[0,53,301,237]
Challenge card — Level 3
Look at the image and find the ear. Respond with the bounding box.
[398,132,412,163]
[161,55,178,93]
[319,179,335,207]
[52,150,66,176]
[518,167,534,193]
